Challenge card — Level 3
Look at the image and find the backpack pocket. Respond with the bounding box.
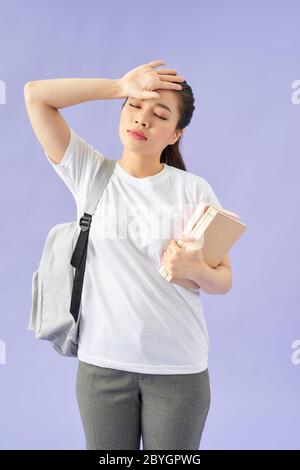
[28,263,77,344]
[38,264,75,339]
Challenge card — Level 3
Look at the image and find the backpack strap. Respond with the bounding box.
[69,158,117,321]
[85,157,117,215]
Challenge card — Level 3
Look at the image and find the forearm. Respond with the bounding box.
[24,78,124,108]
[191,263,232,295]
[171,277,200,290]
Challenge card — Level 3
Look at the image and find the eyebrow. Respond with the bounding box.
[130,99,173,114]
[156,103,173,114]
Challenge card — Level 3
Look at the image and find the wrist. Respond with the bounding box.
[115,78,127,99]
[189,260,210,287]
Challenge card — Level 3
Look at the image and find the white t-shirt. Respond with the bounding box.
[45,128,223,374]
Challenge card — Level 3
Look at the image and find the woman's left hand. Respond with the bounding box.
[161,239,207,282]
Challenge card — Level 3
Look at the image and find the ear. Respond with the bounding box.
[170,129,184,145]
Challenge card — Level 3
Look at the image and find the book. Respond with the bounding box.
[159,201,247,282]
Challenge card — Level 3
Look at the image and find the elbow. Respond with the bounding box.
[220,270,232,295]
[224,275,233,295]
[24,81,39,102]
[24,81,34,101]
[224,285,232,295]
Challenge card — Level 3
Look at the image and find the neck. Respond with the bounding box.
[117,156,164,178]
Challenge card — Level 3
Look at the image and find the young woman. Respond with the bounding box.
[24,60,232,450]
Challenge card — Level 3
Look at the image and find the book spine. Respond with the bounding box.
[181,202,205,238]
[162,209,217,282]
[158,205,217,283]
[192,207,216,240]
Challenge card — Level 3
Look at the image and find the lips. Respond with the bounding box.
[127,129,147,140]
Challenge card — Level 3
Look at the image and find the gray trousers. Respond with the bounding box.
[75,359,210,450]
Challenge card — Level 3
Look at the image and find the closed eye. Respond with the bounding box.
[129,103,167,120]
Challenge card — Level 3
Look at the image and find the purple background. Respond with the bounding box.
[0,0,299,450]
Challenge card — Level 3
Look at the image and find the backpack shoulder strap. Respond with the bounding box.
[85,158,117,215]
[78,158,116,231]
[69,158,116,321]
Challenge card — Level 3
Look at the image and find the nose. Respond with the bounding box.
[134,111,149,128]
[134,119,148,128]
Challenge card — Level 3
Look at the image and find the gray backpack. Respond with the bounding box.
[28,158,116,357]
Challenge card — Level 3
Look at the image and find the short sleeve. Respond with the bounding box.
[45,128,105,217]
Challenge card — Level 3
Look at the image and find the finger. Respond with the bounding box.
[176,238,185,248]
[157,80,183,91]
[172,240,181,249]
[158,74,185,82]
[162,252,169,264]
[168,242,178,254]
[139,90,161,100]
[156,68,178,75]
[146,60,166,68]
[165,247,173,258]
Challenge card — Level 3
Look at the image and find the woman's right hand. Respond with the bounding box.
[119,60,185,100]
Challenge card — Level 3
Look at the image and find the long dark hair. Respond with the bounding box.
[121,81,195,171]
